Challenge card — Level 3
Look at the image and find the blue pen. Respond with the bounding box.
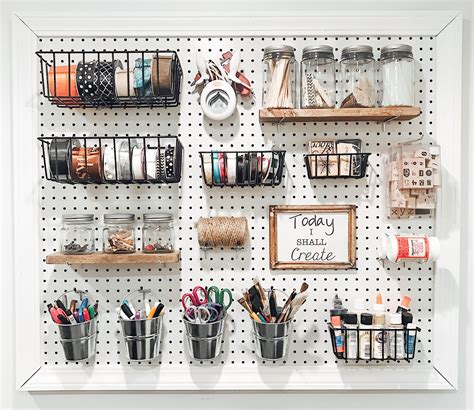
[79,298,89,311]
[78,308,84,323]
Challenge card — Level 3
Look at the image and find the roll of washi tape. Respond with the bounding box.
[154,148,165,181]
[140,145,156,180]
[70,146,102,182]
[265,152,281,184]
[218,153,227,184]
[236,153,248,184]
[47,65,78,105]
[152,54,173,96]
[115,68,136,97]
[133,58,153,97]
[48,138,79,181]
[102,143,119,181]
[118,139,138,181]
[203,154,213,185]
[95,60,121,103]
[226,153,237,185]
[212,153,221,184]
[260,154,271,183]
[249,153,258,183]
[131,146,145,180]
[76,61,98,103]
[164,146,176,180]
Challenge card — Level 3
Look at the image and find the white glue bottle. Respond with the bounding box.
[372,292,388,360]
[343,313,359,359]
[359,313,373,360]
[388,313,405,360]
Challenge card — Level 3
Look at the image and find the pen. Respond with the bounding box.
[154,303,165,318]
[88,305,95,320]
[83,308,90,322]
[65,309,77,324]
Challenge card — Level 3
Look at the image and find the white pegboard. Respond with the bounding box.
[38,35,435,370]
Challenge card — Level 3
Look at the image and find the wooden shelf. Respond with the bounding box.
[259,106,421,123]
[45,251,180,265]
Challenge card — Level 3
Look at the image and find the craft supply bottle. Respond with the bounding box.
[396,295,411,313]
[353,298,366,321]
[300,45,336,108]
[388,313,405,360]
[379,234,440,263]
[330,314,344,356]
[405,323,417,357]
[380,44,415,107]
[359,312,373,360]
[372,292,388,359]
[340,45,376,108]
[262,45,297,109]
[343,313,359,359]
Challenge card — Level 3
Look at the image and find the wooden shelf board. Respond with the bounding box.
[259,107,421,123]
[45,251,180,265]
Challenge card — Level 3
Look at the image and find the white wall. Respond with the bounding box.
[1,1,472,409]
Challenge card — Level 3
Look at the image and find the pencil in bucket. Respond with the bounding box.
[117,288,164,361]
[238,278,309,360]
[47,288,98,361]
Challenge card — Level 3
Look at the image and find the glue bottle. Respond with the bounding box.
[372,292,388,360]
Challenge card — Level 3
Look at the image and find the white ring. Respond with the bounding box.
[132,146,145,180]
[200,80,237,121]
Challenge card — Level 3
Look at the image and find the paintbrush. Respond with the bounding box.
[253,276,270,315]
[276,289,297,323]
[269,286,278,323]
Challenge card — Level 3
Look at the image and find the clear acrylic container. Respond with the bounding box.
[380,44,415,107]
[340,45,376,108]
[103,213,136,254]
[300,45,336,108]
[262,45,297,109]
[142,213,175,253]
[60,214,95,254]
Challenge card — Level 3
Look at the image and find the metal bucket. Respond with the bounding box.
[58,316,98,361]
[184,315,226,360]
[252,320,292,360]
[120,316,163,361]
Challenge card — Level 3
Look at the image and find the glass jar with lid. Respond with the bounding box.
[300,45,336,108]
[142,213,175,253]
[380,44,415,107]
[340,45,376,108]
[60,214,95,254]
[103,213,136,254]
[262,45,297,109]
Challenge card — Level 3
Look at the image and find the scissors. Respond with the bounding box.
[206,286,233,310]
[181,286,208,310]
[184,305,219,324]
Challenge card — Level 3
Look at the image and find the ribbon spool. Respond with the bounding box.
[196,217,248,249]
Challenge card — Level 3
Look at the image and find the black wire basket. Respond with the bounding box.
[199,151,286,187]
[305,153,370,179]
[36,50,182,108]
[328,323,420,362]
[39,136,183,184]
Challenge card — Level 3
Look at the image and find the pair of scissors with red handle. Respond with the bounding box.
[181,285,208,310]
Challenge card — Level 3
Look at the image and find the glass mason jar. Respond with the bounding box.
[300,45,336,108]
[103,213,136,254]
[60,214,95,254]
[380,44,415,107]
[142,213,175,253]
[262,45,297,109]
[340,45,376,108]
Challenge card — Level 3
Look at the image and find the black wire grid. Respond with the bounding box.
[38,136,183,184]
[36,50,182,108]
[304,153,371,179]
[199,151,286,187]
[328,323,420,362]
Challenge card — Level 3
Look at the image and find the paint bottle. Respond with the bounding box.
[343,313,359,359]
[396,295,411,313]
[331,315,344,356]
[359,312,373,360]
[378,234,440,263]
[405,323,417,357]
[372,292,388,359]
[388,313,405,360]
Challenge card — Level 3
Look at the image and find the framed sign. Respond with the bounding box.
[269,205,356,270]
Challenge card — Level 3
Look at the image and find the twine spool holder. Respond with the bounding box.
[196,216,248,251]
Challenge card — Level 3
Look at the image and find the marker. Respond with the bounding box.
[83,307,90,322]
[88,305,95,320]
[120,303,134,319]
[65,309,77,324]
[154,303,165,318]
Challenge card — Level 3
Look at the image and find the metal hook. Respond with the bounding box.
[381,115,400,132]
[399,134,425,146]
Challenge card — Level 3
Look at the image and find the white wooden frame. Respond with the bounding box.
[12,10,462,391]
